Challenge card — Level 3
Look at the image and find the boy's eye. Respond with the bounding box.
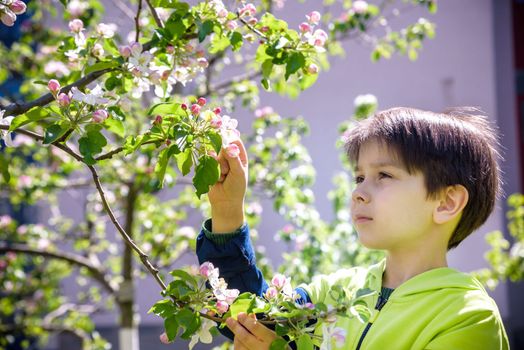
[354,175,364,184]
[378,172,392,179]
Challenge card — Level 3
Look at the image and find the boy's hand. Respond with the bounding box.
[226,313,287,350]
[208,139,248,233]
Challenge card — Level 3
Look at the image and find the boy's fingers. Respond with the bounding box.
[237,312,276,340]
[233,338,250,350]
[226,317,262,348]
[223,140,248,176]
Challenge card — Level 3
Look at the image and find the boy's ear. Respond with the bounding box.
[433,185,469,224]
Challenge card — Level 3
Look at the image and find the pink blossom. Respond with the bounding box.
[92,109,108,123]
[226,20,238,30]
[310,29,328,47]
[196,49,205,58]
[307,63,319,74]
[10,1,27,15]
[184,43,194,52]
[57,93,71,107]
[226,143,239,157]
[197,57,209,68]
[153,115,162,125]
[199,262,215,278]
[216,300,229,314]
[224,288,240,304]
[255,106,274,118]
[47,79,61,94]
[166,45,175,54]
[271,274,287,289]
[1,11,16,27]
[299,22,311,33]
[352,0,369,14]
[159,332,171,344]
[217,8,228,18]
[213,107,222,115]
[332,327,347,346]
[0,215,12,227]
[248,18,258,26]
[282,224,294,235]
[264,286,278,300]
[304,302,315,309]
[197,97,206,106]
[210,116,222,129]
[239,3,256,17]
[181,103,188,110]
[306,10,321,25]
[68,19,84,33]
[260,26,269,33]
[119,45,132,58]
[190,104,201,115]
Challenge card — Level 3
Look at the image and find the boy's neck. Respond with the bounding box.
[382,250,448,289]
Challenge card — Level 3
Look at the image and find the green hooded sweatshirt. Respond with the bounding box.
[301,259,509,350]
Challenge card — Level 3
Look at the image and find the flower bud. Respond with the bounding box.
[213,107,222,115]
[10,0,26,15]
[196,49,205,58]
[299,22,311,33]
[166,45,175,54]
[165,139,172,146]
[226,143,240,157]
[159,332,171,344]
[271,274,287,289]
[57,92,71,107]
[119,45,132,58]
[307,63,319,74]
[352,0,369,14]
[0,11,16,27]
[190,104,201,115]
[199,262,215,278]
[181,103,188,110]
[197,57,209,68]
[264,286,278,300]
[91,43,104,58]
[210,116,222,129]
[47,79,61,94]
[92,109,108,123]
[197,97,206,106]
[216,300,229,314]
[153,115,162,125]
[260,26,269,33]
[217,8,228,18]
[226,20,238,31]
[248,17,258,26]
[68,18,84,33]
[306,10,321,25]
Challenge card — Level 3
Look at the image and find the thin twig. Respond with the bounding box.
[135,0,143,43]
[0,242,116,294]
[144,0,164,28]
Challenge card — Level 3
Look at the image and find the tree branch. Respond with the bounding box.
[144,0,164,28]
[0,242,116,294]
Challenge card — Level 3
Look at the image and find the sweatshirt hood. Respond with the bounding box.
[366,259,487,299]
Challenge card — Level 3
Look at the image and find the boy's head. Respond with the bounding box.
[345,107,501,250]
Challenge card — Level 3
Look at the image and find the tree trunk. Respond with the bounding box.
[119,182,139,350]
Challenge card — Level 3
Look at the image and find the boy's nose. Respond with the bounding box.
[352,187,370,203]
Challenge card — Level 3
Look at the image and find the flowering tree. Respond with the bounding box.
[0,0,439,349]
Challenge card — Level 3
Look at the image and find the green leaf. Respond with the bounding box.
[108,106,126,121]
[207,130,222,154]
[103,118,125,138]
[10,107,49,131]
[155,144,181,187]
[270,338,289,350]
[285,52,305,80]
[229,297,253,319]
[105,76,121,91]
[84,60,119,75]
[261,78,271,91]
[78,129,108,165]
[297,334,314,350]
[198,20,214,42]
[230,31,243,51]
[152,0,189,10]
[165,315,179,341]
[43,123,69,144]
[299,73,318,91]
[176,308,201,339]
[193,155,219,198]
[148,299,176,317]
[166,16,188,40]
[147,102,182,116]
[175,148,193,176]
[166,280,193,299]
[0,153,10,183]
[123,134,153,155]
[170,269,198,289]
[262,60,273,79]
[210,35,230,54]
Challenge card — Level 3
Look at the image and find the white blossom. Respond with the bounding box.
[0,111,15,147]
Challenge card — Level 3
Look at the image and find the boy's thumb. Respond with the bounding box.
[224,143,244,175]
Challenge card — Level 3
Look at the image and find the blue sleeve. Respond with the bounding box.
[195,219,312,344]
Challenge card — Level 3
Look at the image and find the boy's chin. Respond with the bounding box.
[357,233,387,250]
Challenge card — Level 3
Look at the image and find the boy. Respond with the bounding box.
[196,107,510,349]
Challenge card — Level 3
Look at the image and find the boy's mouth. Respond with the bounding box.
[352,215,373,224]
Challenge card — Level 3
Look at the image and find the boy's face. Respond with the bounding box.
[350,139,441,251]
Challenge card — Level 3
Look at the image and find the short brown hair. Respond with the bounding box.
[345,107,502,249]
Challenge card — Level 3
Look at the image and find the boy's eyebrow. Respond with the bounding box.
[354,161,404,171]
